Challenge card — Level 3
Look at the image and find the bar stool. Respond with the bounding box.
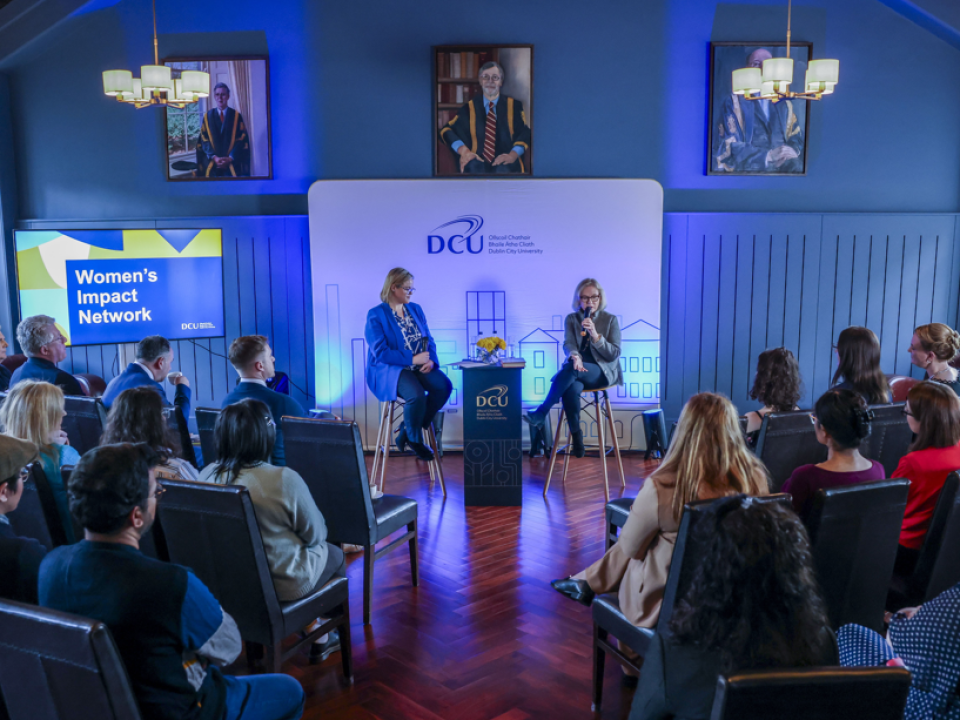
[370,399,446,497]
[543,387,625,501]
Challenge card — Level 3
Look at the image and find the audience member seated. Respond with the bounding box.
[892,381,960,575]
[102,387,199,481]
[908,322,960,396]
[222,335,309,467]
[0,435,46,603]
[0,380,81,543]
[39,443,306,720]
[743,347,802,445]
[782,389,885,518]
[9,315,83,396]
[629,496,835,720]
[102,335,192,419]
[550,393,769,677]
[198,399,344,664]
[831,326,891,404]
[0,325,10,392]
[839,582,960,720]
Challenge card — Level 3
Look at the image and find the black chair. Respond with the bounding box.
[755,411,826,491]
[591,494,792,711]
[889,471,960,608]
[805,480,909,632]
[709,666,911,720]
[157,480,352,678]
[282,417,419,626]
[8,463,60,550]
[605,497,633,550]
[0,599,142,720]
[162,405,198,469]
[195,407,220,468]
[62,396,108,456]
[859,403,913,478]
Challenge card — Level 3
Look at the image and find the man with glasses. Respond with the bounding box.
[9,314,84,396]
[0,435,46,604]
[39,443,306,720]
[439,61,531,174]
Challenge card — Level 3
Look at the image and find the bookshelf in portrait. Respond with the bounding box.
[433,44,533,177]
[163,55,273,181]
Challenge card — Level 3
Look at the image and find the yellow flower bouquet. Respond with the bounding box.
[476,335,507,363]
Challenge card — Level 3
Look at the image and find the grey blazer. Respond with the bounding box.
[563,309,624,387]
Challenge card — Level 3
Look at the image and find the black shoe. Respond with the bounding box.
[308,629,341,665]
[621,675,639,689]
[409,440,435,462]
[395,425,409,453]
[551,577,595,606]
[571,430,586,458]
[523,410,546,427]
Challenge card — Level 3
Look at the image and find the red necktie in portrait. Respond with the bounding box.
[483,103,497,163]
[220,111,225,125]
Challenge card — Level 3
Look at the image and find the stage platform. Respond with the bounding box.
[230,450,660,720]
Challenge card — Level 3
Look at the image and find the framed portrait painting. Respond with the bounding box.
[163,56,272,181]
[708,42,811,176]
[434,44,533,177]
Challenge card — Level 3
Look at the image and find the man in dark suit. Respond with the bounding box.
[196,82,251,178]
[102,336,191,420]
[222,336,309,467]
[9,315,83,396]
[0,435,46,604]
[439,61,531,174]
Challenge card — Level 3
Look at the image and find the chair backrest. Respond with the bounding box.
[195,408,220,468]
[0,355,27,372]
[755,411,826,491]
[805,479,910,631]
[162,406,198,469]
[911,472,960,601]
[859,403,912,478]
[887,375,919,403]
[0,599,142,720]
[282,417,377,546]
[73,374,107,398]
[157,480,282,646]
[656,494,792,638]
[710,666,911,720]
[8,464,58,550]
[62,396,108,456]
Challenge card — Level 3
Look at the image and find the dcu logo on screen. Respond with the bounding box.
[427,215,484,254]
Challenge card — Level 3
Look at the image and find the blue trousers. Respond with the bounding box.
[222,673,305,720]
[396,368,452,443]
[535,360,606,430]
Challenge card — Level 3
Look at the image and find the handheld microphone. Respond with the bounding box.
[581,306,592,337]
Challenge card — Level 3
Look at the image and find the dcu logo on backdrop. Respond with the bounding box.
[428,215,484,254]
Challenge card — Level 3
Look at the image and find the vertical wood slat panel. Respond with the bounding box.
[662,215,688,421]
[730,234,755,405]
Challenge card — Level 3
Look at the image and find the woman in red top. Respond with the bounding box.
[892,381,960,574]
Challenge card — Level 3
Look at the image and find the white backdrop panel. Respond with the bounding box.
[308,179,663,450]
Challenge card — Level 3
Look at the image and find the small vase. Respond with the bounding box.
[478,348,500,364]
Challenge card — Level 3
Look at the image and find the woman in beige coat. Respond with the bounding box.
[552,392,769,632]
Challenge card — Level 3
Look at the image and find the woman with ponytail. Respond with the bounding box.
[782,388,885,518]
[908,323,960,395]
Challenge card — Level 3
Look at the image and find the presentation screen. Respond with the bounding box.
[14,229,225,346]
[309,179,663,450]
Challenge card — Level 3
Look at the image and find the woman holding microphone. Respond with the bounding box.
[524,278,623,458]
[365,267,452,462]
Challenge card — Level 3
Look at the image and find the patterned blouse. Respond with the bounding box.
[394,306,423,369]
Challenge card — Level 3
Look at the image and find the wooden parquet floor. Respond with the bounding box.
[272,451,659,719]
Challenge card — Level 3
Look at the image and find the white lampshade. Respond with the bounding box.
[732,67,762,95]
[759,81,778,99]
[807,58,839,84]
[103,70,133,96]
[181,70,209,98]
[141,65,171,92]
[121,78,143,102]
[762,57,794,83]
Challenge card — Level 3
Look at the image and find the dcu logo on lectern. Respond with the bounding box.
[427,215,484,254]
[477,385,509,408]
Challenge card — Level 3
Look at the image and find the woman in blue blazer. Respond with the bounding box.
[365,268,452,461]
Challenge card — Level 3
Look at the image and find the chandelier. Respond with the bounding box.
[101,0,209,108]
[732,0,839,102]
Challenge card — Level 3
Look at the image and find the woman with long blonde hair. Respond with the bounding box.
[551,393,769,639]
[0,380,81,541]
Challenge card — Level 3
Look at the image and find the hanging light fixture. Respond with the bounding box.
[101,0,209,108]
[732,0,839,102]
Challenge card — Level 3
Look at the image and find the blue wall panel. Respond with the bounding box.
[662,213,960,421]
